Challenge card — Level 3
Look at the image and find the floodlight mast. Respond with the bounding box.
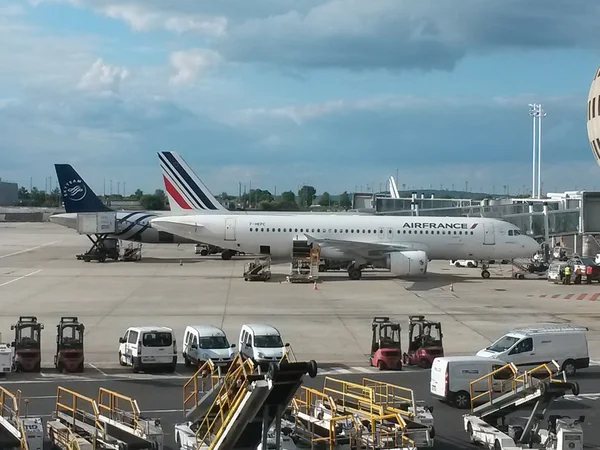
[537,104,546,199]
[529,103,538,199]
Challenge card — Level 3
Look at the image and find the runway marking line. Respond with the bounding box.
[0,241,60,259]
[0,269,42,288]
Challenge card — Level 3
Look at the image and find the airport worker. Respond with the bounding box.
[564,265,571,285]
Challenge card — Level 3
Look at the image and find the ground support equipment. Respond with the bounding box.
[0,386,44,450]
[287,239,320,283]
[120,243,142,261]
[174,352,318,450]
[244,257,272,281]
[76,235,119,263]
[47,386,163,450]
[322,377,434,448]
[463,361,584,449]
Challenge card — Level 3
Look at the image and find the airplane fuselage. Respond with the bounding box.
[151,214,539,262]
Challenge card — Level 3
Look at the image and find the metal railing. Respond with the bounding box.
[361,378,417,420]
[182,359,221,417]
[97,388,142,434]
[278,344,297,364]
[1,387,29,450]
[55,387,105,437]
[194,355,255,448]
[469,362,560,411]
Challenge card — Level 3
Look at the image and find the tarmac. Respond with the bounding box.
[2,223,600,449]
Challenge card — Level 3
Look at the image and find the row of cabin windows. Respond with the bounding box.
[249,227,475,236]
[587,95,600,121]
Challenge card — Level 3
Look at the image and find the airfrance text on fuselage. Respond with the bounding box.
[403,222,475,229]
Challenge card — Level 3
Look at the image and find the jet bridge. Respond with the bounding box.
[47,387,163,450]
[0,386,44,450]
[174,353,318,450]
[463,362,584,449]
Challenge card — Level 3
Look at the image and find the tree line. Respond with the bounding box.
[16,185,353,211]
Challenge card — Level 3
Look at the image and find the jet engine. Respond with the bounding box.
[387,251,428,276]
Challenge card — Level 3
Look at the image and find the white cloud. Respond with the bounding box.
[77,58,129,94]
[168,49,222,86]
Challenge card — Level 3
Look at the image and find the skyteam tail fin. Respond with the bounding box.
[157,151,227,212]
[54,164,112,213]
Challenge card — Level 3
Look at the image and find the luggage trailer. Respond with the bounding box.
[463,361,584,450]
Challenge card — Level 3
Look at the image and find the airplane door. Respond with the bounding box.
[225,218,236,241]
[483,222,495,245]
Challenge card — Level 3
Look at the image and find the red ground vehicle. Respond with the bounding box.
[11,316,44,372]
[369,317,402,371]
[402,315,444,369]
[54,317,85,373]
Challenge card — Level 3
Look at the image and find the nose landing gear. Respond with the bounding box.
[480,262,491,279]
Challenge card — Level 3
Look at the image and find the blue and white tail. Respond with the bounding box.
[157,151,227,212]
[54,164,113,213]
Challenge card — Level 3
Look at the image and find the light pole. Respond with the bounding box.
[528,103,538,198]
[537,104,546,199]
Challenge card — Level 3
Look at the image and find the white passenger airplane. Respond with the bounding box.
[150,212,540,280]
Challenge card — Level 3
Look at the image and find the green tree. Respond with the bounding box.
[18,187,29,200]
[339,191,352,210]
[280,191,296,204]
[319,191,331,207]
[241,189,274,207]
[298,185,316,207]
[154,189,167,203]
[140,194,165,210]
[133,189,144,200]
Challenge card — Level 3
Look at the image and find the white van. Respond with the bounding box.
[182,325,236,367]
[239,324,287,367]
[430,356,509,409]
[118,326,177,373]
[476,325,590,376]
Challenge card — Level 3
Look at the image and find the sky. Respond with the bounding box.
[1,0,600,197]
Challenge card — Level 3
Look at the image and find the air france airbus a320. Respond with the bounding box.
[151,212,540,280]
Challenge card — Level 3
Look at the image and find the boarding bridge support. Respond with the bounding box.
[0,386,43,450]
[174,353,318,450]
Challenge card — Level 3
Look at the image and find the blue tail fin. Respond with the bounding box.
[54,164,112,213]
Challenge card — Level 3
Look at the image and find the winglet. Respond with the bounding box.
[54,164,112,213]
[157,151,228,212]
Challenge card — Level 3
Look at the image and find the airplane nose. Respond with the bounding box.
[526,237,540,255]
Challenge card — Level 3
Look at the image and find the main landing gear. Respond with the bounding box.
[348,264,364,280]
[221,249,235,261]
[480,262,491,279]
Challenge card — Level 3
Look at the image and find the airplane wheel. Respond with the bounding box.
[348,267,362,280]
[221,250,233,261]
[481,270,491,279]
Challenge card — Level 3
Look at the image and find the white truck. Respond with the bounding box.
[0,333,12,376]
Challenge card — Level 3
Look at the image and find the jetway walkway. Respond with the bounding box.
[47,387,163,449]
[0,386,34,450]
[175,352,318,450]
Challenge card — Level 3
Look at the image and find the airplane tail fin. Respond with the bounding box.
[54,164,113,213]
[158,151,227,212]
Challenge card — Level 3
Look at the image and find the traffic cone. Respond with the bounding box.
[313,281,318,290]
[450,282,454,292]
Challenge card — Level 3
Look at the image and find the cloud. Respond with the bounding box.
[77,58,129,94]
[168,49,222,85]
[34,0,600,72]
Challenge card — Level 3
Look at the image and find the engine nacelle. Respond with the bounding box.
[387,251,428,276]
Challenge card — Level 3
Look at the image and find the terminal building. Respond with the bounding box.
[0,179,18,206]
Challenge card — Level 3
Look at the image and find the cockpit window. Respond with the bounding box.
[508,229,521,236]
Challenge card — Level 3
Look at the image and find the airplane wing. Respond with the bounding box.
[304,234,409,259]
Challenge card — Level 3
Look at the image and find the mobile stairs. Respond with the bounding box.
[174,349,319,450]
[463,361,584,449]
[46,386,163,449]
[287,238,320,283]
[0,386,43,450]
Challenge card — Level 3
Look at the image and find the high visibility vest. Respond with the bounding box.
[564,267,571,275]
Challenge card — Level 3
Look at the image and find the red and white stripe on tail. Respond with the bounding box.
[158,151,227,212]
